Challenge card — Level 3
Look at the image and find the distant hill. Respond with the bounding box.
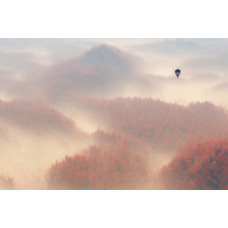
[11,44,145,99]
[84,97,228,150]
[0,99,82,135]
[77,44,136,73]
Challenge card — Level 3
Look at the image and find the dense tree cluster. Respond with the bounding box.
[0,99,80,135]
[47,97,228,190]
[86,98,228,150]
[48,143,153,190]
[161,138,228,189]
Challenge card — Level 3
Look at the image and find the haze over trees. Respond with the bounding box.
[161,139,228,190]
[0,39,228,189]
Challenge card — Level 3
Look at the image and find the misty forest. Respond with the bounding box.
[0,38,228,190]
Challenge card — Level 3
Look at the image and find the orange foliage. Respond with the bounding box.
[0,99,83,135]
[48,143,153,190]
[85,98,228,150]
[161,138,228,189]
[47,98,228,190]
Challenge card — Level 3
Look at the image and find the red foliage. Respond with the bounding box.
[161,138,228,190]
[0,99,83,136]
[85,98,228,150]
[48,143,152,190]
[47,97,228,190]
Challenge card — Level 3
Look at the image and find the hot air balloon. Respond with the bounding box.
[175,69,181,78]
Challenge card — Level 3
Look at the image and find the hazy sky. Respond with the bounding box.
[1,38,228,105]
[1,38,228,74]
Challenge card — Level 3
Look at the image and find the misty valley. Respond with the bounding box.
[0,39,227,190]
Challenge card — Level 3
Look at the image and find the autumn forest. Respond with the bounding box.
[0,38,228,190]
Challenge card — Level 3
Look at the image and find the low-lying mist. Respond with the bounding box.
[0,38,228,189]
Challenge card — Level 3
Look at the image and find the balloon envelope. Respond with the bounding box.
[175,69,181,77]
